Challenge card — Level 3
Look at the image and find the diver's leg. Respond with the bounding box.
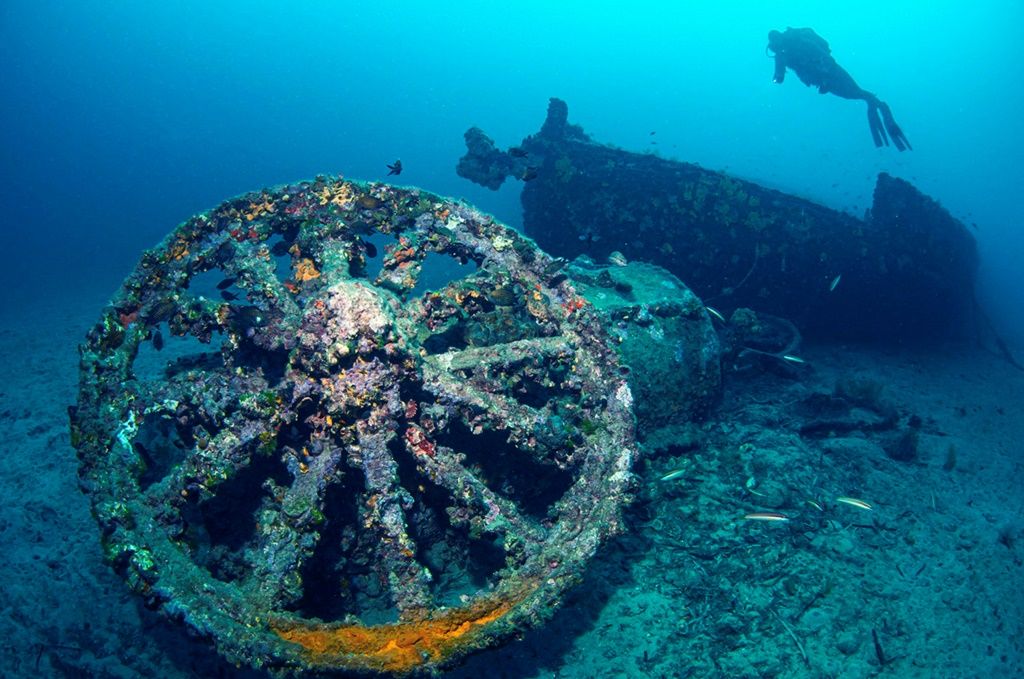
[822,67,866,101]
[821,72,889,146]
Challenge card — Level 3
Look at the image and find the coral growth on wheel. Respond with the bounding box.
[70,177,637,675]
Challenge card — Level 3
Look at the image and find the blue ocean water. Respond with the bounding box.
[1,1,1022,341]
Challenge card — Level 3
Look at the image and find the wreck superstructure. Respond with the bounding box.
[458,98,978,340]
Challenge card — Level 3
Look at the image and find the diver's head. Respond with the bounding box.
[767,29,783,54]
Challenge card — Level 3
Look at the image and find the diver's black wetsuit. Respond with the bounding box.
[768,27,911,151]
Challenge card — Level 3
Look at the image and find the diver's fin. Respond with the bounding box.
[867,104,887,148]
[879,102,912,151]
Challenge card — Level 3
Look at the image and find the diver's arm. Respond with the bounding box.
[773,55,786,83]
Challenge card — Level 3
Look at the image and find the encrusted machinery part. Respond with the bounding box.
[69,177,637,675]
[566,259,721,447]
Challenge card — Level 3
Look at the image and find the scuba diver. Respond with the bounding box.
[767,27,911,151]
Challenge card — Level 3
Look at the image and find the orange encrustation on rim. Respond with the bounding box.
[271,585,537,673]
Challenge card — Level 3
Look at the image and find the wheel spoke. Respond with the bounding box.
[226,242,303,345]
[243,446,344,607]
[240,248,302,321]
[431,337,574,372]
[356,415,434,615]
[145,422,264,507]
[420,342,582,468]
[404,425,545,557]
[421,337,575,415]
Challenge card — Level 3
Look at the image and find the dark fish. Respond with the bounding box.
[356,195,381,210]
[146,299,177,323]
[220,291,238,301]
[508,146,528,158]
[543,257,567,276]
[216,277,237,290]
[362,239,378,258]
[649,131,656,135]
[271,240,291,256]
[228,306,265,333]
[547,273,569,286]
[521,167,538,181]
[152,329,164,351]
[386,159,403,176]
[490,285,516,306]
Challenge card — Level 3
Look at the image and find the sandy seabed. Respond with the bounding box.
[1,288,1021,678]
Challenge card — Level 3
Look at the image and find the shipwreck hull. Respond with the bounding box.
[458,99,978,340]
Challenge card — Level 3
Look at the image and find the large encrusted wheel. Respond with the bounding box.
[70,177,636,675]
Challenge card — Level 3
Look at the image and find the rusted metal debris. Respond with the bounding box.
[70,177,637,675]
